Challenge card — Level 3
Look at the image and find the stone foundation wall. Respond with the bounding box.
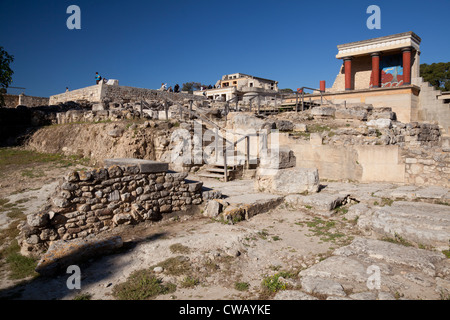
[102,84,205,103]
[49,85,103,105]
[19,159,203,256]
[403,149,450,187]
[2,94,49,108]
[2,94,19,108]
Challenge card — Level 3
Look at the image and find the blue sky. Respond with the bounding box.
[1,0,449,97]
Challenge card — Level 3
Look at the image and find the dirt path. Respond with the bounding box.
[0,152,448,300]
[0,205,340,300]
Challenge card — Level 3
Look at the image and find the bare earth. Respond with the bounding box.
[0,165,449,300]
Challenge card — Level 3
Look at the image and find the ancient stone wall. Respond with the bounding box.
[18,95,50,107]
[102,84,205,104]
[2,94,19,108]
[49,85,103,105]
[2,94,49,108]
[403,149,450,187]
[49,83,206,105]
[19,159,203,256]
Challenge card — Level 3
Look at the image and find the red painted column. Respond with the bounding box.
[402,47,412,85]
[344,57,352,90]
[320,80,325,92]
[371,52,380,88]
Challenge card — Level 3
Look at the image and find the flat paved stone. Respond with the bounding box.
[359,201,450,249]
[104,158,168,173]
[285,192,348,215]
[334,237,447,277]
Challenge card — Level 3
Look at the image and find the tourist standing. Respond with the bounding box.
[95,72,102,84]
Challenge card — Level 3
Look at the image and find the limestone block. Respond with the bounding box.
[293,123,307,132]
[285,193,348,215]
[311,106,336,117]
[301,276,346,297]
[27,212,49,228]
[334,237,447,277]
[92,103,105,111]
[275,120,294,132]
[104,158,169,173]
[366,119,392,129]
[255,167,319,195]
[335,108,368,121]
[259,147,296,169]
[273,291,318,300]
[357,201,450,250]
[203,199,223,218]
[106,79,119,86]
[113,213,132,225]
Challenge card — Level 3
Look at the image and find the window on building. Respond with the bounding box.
[233,81,237,85]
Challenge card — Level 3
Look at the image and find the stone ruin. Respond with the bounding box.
[18,159,204,257]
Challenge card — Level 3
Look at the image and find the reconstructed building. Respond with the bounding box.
[286,31,450,133]
[194,73,279,102]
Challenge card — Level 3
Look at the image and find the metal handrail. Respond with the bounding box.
[164,97,266,182]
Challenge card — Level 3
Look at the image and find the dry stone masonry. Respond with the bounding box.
[19,159,203,256]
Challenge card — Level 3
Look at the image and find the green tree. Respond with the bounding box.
[181,82,209,93]
[0,47,14,106]
[279,88,294,94]
[420,62,450,91]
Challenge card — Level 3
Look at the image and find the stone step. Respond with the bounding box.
[197,172,226,179]
[202,193,284,220]
[205,167,230,174]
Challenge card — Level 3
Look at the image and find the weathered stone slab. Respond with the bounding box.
[346,202,372,220]
[334,237,447,277]
[311,106,336,117]
[285,193,348,215]
[273,290,318,300]
[203,199,223,218]
[259,147,296,169]
[415,186,449,200]
[301,276,346,297]
[293,123,307,132]
[255,167,319,195]
[225,193,284,219]
[296,237,448,300]
[104,158,168,173]
[275,120,294,131]
[299,255,368,283]
[366,118,392,129]
[358,201,450,249]
[335,108,368,121]
[35,236,123,276]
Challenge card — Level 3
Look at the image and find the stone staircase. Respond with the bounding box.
[197,153,247,181]
[198,164,235,180]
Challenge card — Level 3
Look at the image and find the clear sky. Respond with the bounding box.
[1,0,449,97]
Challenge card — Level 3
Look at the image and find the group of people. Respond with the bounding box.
[159,83,180,93]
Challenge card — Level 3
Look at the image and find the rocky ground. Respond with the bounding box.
[0,160,449,300]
